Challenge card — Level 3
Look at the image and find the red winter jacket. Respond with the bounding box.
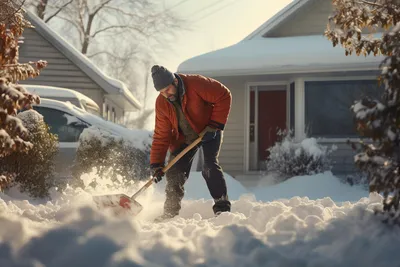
[150,73,232,166]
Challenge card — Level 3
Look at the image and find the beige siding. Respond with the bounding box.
[265,0,384,37]
[19,28,100,91]
[213,76,247,176]
[18,28,126,123]
[266,0,332,37]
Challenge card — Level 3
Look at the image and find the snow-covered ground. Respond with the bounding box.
[0,170,399,267]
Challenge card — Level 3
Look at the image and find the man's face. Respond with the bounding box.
[159,80,178,101]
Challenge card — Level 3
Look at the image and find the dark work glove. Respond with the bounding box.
[151,166,165,183]
[202,125,218,143]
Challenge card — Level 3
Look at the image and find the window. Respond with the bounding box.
[305,80,383,138]
[33,107,90,142]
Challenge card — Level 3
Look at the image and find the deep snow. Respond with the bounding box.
[0,171,399,267]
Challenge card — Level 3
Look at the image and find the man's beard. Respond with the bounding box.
[167,85,178,102]
[167,94,177,102]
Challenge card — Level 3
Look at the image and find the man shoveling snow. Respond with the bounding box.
[149,65,232,222]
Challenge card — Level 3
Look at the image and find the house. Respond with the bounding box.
[177,0,385,186]
[18,10,142,125]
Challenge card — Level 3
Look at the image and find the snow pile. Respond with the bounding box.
[0,170,398,267]
[16,109,43,132]
[79,126,123,147]
[250,171,368,202]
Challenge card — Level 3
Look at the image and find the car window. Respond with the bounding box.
[33,106,90,142]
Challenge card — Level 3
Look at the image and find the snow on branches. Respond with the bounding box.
[325,0,400,56]
[326,0,400,223]
[0,3,45,160]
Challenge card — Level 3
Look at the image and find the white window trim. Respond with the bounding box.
[294,78,306,141]
[244,81,290,173]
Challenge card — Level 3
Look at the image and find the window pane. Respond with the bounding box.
[305,80,383,138]
[33,107,90,142]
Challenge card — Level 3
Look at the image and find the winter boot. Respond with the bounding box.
[213,197,231,216]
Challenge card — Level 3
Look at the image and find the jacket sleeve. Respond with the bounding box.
[193,75,232,130]
[150,97,172,167]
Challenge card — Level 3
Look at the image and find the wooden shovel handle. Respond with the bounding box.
[130,129,207,199]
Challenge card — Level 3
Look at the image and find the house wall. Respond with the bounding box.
[208,71,380,183]
[265,0,384,38]
[265,0,333,37]
[103,97,125,124]
[18,27,124,122]
[209,75,292,177]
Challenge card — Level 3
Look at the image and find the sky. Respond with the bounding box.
[156,0,293,72]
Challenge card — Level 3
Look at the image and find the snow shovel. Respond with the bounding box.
[92,129,207,216]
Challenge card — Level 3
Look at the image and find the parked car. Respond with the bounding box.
[23,84,101,116]
[29,98,152,180]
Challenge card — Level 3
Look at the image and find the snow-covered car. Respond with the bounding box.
[30,98,152,179]
[23,84,101,116]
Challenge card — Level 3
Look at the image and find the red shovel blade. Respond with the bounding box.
[92,193,143,216]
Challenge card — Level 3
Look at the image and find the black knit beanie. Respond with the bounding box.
[151,65,175,91]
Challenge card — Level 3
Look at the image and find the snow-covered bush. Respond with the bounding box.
[266,131,335,181]
[0,110,58,198]
[71,127,151,188]
[0,5,47,191]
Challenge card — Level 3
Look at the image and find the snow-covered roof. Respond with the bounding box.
[24,11,142,111]
[177,35,384,76]
[243,0,311,40]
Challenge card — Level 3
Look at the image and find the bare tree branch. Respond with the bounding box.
[92,0,113,16]
[57,15,84,44]
[44,0,73,23]
[103,5,144,18]
[91,24,147,38]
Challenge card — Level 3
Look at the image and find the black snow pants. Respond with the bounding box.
[163,130,231,216]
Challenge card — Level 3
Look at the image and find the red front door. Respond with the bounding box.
[258,90,287,162]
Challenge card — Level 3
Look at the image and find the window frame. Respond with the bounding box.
[303,76,381,142]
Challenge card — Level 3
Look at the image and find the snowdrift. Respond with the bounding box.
[0,170,398,267]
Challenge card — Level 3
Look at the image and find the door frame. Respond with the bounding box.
[244,81,290,173]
